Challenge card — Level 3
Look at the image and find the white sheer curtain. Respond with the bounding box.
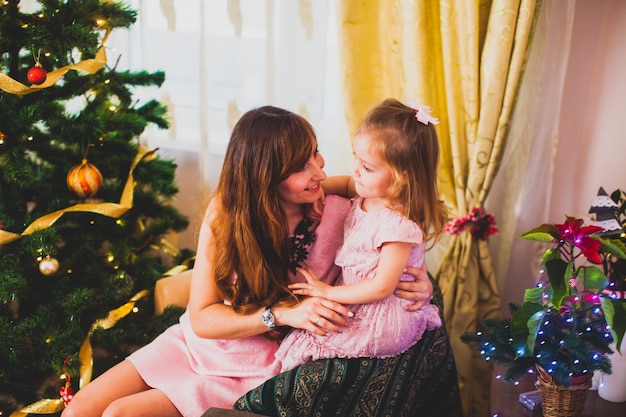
[487,0,577,310]
[104,0,351,247]
[488,0,626,310]
[107,0,351,196]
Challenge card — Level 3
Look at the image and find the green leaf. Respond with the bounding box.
[518,224,560,242]
[579,265,608,292]
[598,237,626,260]
[601,296,615,334]
[526,309,546,356]
[610,299,626,352]
[542,247,561,263]
[543,257,568,308]
[511,300,543,356]
[523,286,544,304]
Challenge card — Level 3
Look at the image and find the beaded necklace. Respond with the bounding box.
[289,217,316,273]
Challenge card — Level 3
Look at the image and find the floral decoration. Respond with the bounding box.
[444,207,498,241]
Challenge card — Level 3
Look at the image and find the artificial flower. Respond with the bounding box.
[555,216,604,263]
[444,207,498,240]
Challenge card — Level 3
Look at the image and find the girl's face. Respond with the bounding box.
[277,150,327,207]
[351,133,393,203]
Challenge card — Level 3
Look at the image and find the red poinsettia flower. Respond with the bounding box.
[555,216,604,263]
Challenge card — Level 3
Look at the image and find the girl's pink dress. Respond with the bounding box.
[127,195,351,417]
[275,197,442,373]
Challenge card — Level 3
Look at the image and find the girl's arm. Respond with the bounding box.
[307,176,356,221]
[188,200,352,339]
[322,175,356,198]
[291,241,413,305]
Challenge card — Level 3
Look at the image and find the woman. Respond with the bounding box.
[61,106,433,417]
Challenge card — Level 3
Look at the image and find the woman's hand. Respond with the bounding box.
[273,296,352,337]
[395,266,434,311]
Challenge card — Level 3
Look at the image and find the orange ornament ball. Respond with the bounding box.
[67,159,103,198]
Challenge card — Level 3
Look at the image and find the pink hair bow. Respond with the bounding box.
[408,100,439,126]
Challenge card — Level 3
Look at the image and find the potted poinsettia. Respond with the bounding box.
[462,215,626,389]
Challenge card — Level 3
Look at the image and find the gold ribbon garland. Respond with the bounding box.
[8,264,193,417]
[0,146,157,248]
[161,262,192,277]
[9,399,65,417]
[76,260,196,388]
[8,290,149,417]
[7,146,155,417]
[77,289,150,389]
[0,30,111,96]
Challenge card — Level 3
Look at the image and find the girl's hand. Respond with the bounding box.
[273,296,352,336]
[395,266,434,311]
[289,267,331,298]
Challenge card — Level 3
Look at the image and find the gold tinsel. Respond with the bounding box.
[0,147,156,248]
[0,30,111,96]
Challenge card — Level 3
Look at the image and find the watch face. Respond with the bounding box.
[262,307,275,328]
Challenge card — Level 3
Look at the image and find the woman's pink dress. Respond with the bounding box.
[275,197,442,373]
[127,195,351,417]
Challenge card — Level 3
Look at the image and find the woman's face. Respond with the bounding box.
[277,150,327,208]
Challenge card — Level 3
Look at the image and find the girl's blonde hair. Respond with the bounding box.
[357,98,448,245]
[210,106,318,313]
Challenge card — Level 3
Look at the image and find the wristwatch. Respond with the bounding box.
[262,306,276,328]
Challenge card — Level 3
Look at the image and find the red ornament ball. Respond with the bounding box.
[67,159,103,198]
[27,65,47,85]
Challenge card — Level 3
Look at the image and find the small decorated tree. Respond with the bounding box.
[588,187,626,292]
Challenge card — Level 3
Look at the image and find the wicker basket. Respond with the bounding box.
[536,369,592,417]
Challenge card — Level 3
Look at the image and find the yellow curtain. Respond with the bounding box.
[339,1,539,416]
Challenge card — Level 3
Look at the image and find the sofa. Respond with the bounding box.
[155,270,463,417]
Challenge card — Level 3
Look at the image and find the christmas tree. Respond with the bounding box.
[0,0,192,413]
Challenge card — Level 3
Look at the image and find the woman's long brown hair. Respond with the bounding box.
[210,106,317,313]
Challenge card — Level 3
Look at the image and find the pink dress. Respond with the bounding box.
[127,195,351,417]
[275,197,442,373]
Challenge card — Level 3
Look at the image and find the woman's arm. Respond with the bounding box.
[291,242,413,305]
[187,200,352,339]
[396,266,433,311]
[186,200,264,339]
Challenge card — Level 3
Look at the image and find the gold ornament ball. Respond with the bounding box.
[39,256,59,276]
[67,159,103,197]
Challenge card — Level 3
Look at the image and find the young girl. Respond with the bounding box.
[275,98,448,372]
